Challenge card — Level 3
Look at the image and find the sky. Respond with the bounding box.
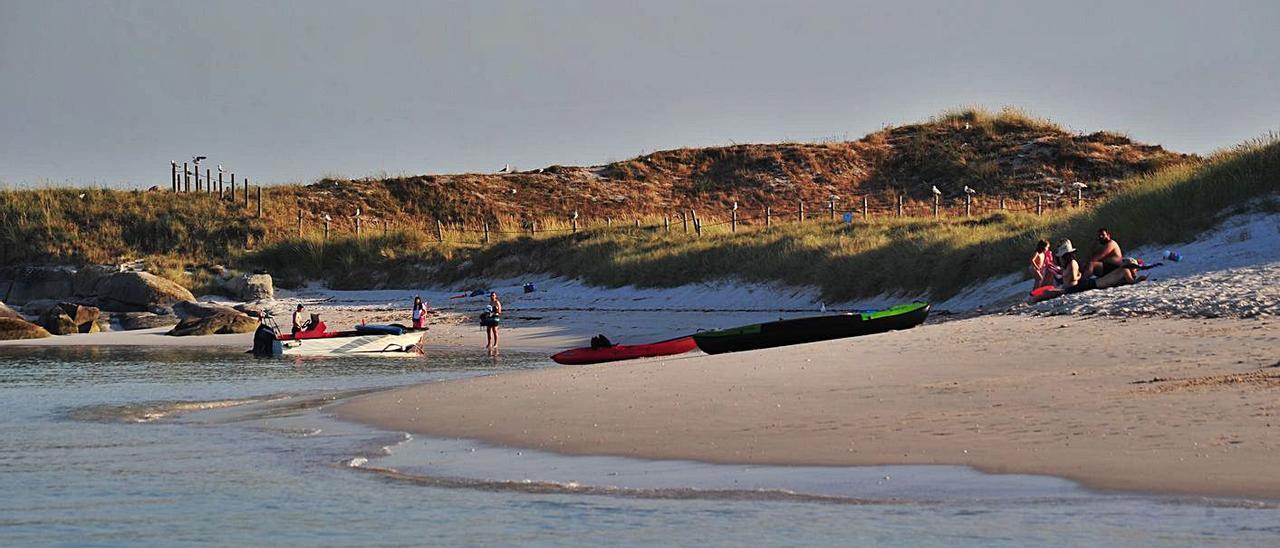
[2,0,1278,188]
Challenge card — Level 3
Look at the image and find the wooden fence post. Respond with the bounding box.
[256,186,263,218]
[965,194,972,217]
[933,194,940,218]
[354,208,362,237]
[664,214,670,232]
[1000,196,1006,210]
[297,209,303,237]
[1036,196,1043,216]
[731,202,738,233]
[218,171,224,197]
[244,179,250,208]
[681,211,688,233]
[571,210,578,233]
[435,219,444,242]
[529,221,536,238]
[828,198,836,221]
[205,168,211,194]
[691,209,700,236]
[1076,188,1083,208]
[171,162,178,192]
[483,222,490,243]
[798,200,805,222]
[896,195,903,217]
[323,216,331,240]
[764,205,771,228]
[383,218,388,237]
[634,218,640,228]
[229,174,235,201]
[183,162,190,193]
[606,217,612,228]
[862,196,869,219]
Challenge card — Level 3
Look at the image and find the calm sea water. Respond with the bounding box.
[1,346,1277,546]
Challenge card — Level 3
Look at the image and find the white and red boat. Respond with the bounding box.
[253,320,426,357]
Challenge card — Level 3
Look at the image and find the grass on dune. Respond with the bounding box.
[243,134,1279,301]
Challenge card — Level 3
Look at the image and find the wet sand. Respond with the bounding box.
[334,314,1280,499]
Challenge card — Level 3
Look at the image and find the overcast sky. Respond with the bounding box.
[2,0,1278,187]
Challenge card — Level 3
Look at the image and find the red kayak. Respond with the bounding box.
[551,336,698,365]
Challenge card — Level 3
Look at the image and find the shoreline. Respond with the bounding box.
[333,314,1280,500]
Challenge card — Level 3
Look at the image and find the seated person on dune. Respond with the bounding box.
[1087,228,1124,277]
[1034,239,1145,300]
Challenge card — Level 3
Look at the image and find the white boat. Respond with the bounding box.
[255,323,427,357]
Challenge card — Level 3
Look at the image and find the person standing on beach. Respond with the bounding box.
[1087,228,1124,277]
[482,292,502,351]
[1030,239,1058,288]
[411,296,428,329]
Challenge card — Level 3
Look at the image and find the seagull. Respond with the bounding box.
[194,155,207,162]
[963,185,976,195]
[1057,186,1066,195]
[218,164,225,173]
[78,193,86,199]
[498,164,511,173]
[323,214,332,222]
[1071,182,1087,189]
[931,185,942,196]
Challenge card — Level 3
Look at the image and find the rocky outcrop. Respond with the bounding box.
[0,301,21,320]
[224,273,274,302]
[167,310,258,337]
[0,317,51,340]
[96,272,195,312]
[2,266,74,305]
[73,265,122,296]
[19,299,62,318]
[174,300,242,320]
[115,312,180,331]
[39,302,102,335]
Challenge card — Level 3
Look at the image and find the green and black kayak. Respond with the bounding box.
[691,302,930,355]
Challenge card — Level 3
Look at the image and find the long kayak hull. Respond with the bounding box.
[692,303,929,355]
[551,336,698,365]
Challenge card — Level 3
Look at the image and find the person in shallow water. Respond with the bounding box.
[411,296,427,329]
[481,292,502,351]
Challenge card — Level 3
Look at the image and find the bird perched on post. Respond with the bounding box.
[218,165,225,173]
[498,164,511,173]
[1071,182,1088,189]
[931,185,942,196]
[963,186,976,195]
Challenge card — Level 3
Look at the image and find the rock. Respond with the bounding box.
[19,299,62,318]
[173,300,242,320]
[115,312,180,331]
[0,301,21,320]
[166,310,258,337]
[0,317,51,340]
[224,273,274,302]
[3,266,74,305]
[40,302,101,335]
[73,264,123,296]
[233,303,265,318]
[96,272,195,312]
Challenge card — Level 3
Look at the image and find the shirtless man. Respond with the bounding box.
[1087,228,1123,277]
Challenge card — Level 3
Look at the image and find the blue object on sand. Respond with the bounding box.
[355,324,405,336]
[523,283,535,293]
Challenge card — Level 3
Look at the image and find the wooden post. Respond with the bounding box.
[606,217,612,228]
[731,202,738,233]
[218,171,224,196]
[205,168,211,194]
[798,200,805,222]
[256,186,262,218]
[229,173,235,201]
[764,205,771,228]
[483,222,490,243]
[664,214,670,232]
[691,209,699,236]
[681,211,688,233]
[1076,188,1083,208]
[933,194,939,218]
[324,217,330,240]
[435,219,444,242]
[529,221,536,237]
[171,162,178,192]
[634,218,640,228]
[183,162,190,192]
[1000,196,1006,210]
[862,196,869,219]
[571,210,578,233]
[297,209,303,237]
[354,208,362,237]
[896,194,903,217]
[965,194,972,217]
[244,179,250,208]
[1036,196,1043,216]
[828,199,836,220]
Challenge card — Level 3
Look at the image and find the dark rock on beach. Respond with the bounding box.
[2,266,75,305]
[96,272,195,312]
[166,310,258,337]
[40,302,101,335]
[115,312,180,331]
[0,317,51,340]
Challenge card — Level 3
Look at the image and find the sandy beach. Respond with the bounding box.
[335,313,1280,499]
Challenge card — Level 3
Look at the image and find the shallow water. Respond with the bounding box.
[1,346,1278,546]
